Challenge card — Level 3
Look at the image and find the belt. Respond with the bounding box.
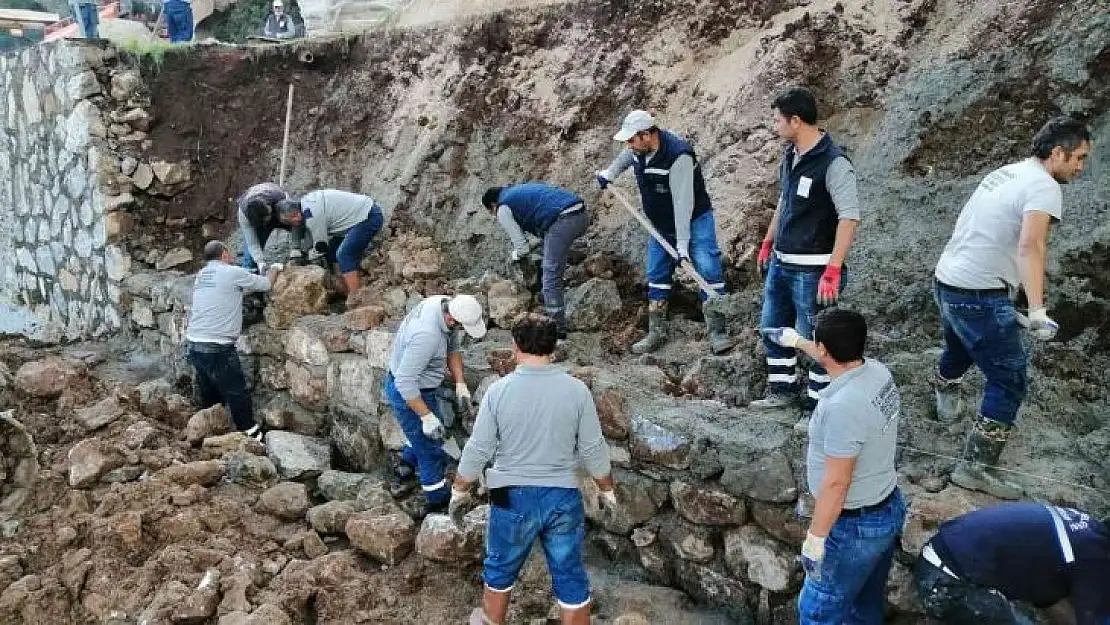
[839,489,896,517]
[559,202,585,216]
[935,279,1010,299]
[186,340,235,353]
[922,543,960,580]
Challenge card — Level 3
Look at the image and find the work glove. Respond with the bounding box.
[817,264,842,306]
[455,382,473,415]
[598,489,618,512]
[676,239,691,262]
[1028,307,1059,341]
[449,486,474,527]
[763,327,801,348]
[801,532,826,580]
[256,261,268,275]
[757,239,773,276]
[420,412,445,441]
[509,248,524,263]
[287,249,304,266]
[596,171,611,190]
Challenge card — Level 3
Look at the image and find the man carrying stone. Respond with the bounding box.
[185,241,280,441]
[481,183,589,338]
[277,189,385,295]
[384,294,486,513]
[596,110,734,355]
[237,181,302,273]
[451,313,615,625]
[764,309,904,625]
[933,117,1091,499]
[753,86,861,413]
[916,502,1109,624]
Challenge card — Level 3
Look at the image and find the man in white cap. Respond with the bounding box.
[263,0,296,38]
[596,110,734,355]
[383,294,486,512]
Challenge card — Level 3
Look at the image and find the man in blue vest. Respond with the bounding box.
[596,111,734,355]
[482,183,588,338]
[753,87,860,413]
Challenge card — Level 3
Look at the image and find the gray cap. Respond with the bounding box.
[613,110,657,141]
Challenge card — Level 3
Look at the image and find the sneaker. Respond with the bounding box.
[749,393,795,409]
[244,425,264,443]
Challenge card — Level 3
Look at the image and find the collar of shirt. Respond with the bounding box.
[820,358,869,398]
[512,364,558,375]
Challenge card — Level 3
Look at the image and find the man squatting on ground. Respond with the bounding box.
[483,183,589,338]
[753,86,861,413]
[185,241,281,441]
[383,294,486,512]
[450,313,615,625]
[932,117,1091,499]
[916,502,1110,625]
[765,309,905,625]
[276,189,385,295]
[596,110,735,355]
[238,181,303,272]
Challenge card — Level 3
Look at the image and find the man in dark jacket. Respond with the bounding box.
[263,0,297,39]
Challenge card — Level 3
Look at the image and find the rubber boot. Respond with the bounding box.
[933,370,963,422]
[631,301,668,354]
[703,302,736,354]
[548,307,569,340]
[949,417,1024,500]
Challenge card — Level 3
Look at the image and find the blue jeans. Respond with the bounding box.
[383,372,449,505]
[76,3,99,38]
[332,205,384,273]
[760,257,847,404]
[186,342,253,431]
[484,486,590,609]
[646,210,726,302]
[934,281,1027,426]
[163,0,193,42]
[798,489,907,625]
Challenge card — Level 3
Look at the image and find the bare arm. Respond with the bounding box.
[763,198,782,243]
[808,455,855,537]
[828,219,860,268]
[1018,211,1053,309]
[447,351,465,386]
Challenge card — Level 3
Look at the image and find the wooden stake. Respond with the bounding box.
[279,83,294,187]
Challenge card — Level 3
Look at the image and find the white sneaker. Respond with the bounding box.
[245,425,264,443]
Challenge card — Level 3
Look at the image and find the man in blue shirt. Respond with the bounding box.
[482,183,588,338]
[917,502,1110,625]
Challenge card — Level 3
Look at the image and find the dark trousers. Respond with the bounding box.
[914,554,1029,624]
[187,342,254,431]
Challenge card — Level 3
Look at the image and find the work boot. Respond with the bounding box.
[548,307,569,340]
[631,301,668,354]
[388,455,417,498]
[949,417,1024,500]
[750,391,795,410]
[933,370,963,422]
[703,302,736,354]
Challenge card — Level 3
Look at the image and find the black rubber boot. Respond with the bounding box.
[950,417,1023,500]
[631,301,668,354]
[703,302,735,354]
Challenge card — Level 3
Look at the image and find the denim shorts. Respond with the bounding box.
[483,486,590,608]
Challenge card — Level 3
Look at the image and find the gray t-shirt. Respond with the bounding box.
[806,358,900,508]
[935,158,1063,290]
[300,190,374,254]
[186,261,271,344]
[387,296,461,401]
[457,364,611,490]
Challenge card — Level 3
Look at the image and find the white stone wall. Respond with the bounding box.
[0,42,131,342]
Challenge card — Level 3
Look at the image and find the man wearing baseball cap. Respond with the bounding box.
[263,0,297,39]
[383,294,486,513]
[596,110,734,355]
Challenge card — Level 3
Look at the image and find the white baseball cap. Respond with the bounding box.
[447,294,486,339]
[613,110,657,141]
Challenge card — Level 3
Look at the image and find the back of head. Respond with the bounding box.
[772,86,819,125]
[245,198,271,230]
[482,187,504,210]
[1031,116,1091,159]
[276,198,301,221]
[203,240,227,261]
[814,309,867,364]
[511,313,557,357]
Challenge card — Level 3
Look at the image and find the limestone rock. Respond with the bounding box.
[258,394,326,436]
[723,525,798,593]
[130,163,154,190]
[225,452,279,489]
[486,280,531,328]
[173,569,220,624]
[303,531,329,559]
[285,361,328,411]
[110,70,143,101]
[15,357,86,398]
[887,559,923,614]
[594,387,630,440]
[151,160,191,185]
[73,395,126,430]
[415,509,487,563]
[257,482,310,520]
[153,460,226,487]
[120,156,139,176]
[316,470,372,502]
[242,324,288,357]
[630,417,691,470]
[662,522,715,563]
[670,481,746,526]
[749,501,807,547]
[264,431,331,479]
[200,432,265,459]
[307,501,356,534]
[328,356,383,471]
[155,247,192,271]
[346,509,416,565]
[720,449,796,504]
[386,233,441,279]
[68,439,125,488]
[681,353,765,406]
[286,315,351,367]
[565,278,622,331]
[902,487,987,555]
[379,413,407,451]
[344,305,387,331]
[264,265,330,329]
[364,329,395,369]
[354,478,393,511]
[185,405,232,445]
[582,469,661,535]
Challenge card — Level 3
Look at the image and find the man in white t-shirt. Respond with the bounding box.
[932,117,1091,499]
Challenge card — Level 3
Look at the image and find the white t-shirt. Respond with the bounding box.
[935,158,1062,290]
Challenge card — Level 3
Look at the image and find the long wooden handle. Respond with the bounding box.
[279,83,294,187]
[607,186,719,299]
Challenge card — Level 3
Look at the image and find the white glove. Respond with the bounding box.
[509,249,524,262]
[763,327,801,348]
[449,487,473,527]
[455,382,471,404]
[1028,307,1058,341]
[598,489,617,511]
[268,263,284,273]
[307,249,323,261]
[676,239,691,261]
[420,412,444,440]
[288,249,303,259]
[256,262,268,275]
[801,532,826,579]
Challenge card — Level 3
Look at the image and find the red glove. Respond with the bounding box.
[758,239,774,274]
[817,265,842,306]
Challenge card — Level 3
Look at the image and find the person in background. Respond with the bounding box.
[263,0,297,39]
[162,0,193,43]
[237,181,302,273]
[71,0,100,38]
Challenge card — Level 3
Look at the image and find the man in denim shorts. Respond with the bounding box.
[451,313,615,625]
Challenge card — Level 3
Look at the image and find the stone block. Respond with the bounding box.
[748,501,807,547]
[594,386,630,440]
[185,405,232,445]
[902,487,988,556]
[256,482,310,521]
[661,521,716,563]
[719,449,796,504]
[670,481,746,526]
[581,469,661,535]
[630,417,691,470]
[68,439,124,488]
[681,353,764,406]
[346,509,416,565]
[364,329,395,369]
[151,160,191,185]
[153,460,226,487]
[201,432,265,459]
[258,357,289,390]
[264,266,329,329]
[242,324,287,357]
[264,431,331,480]
[225,452,278,489]
[415,510,486,563]
[15,356,86,398]
[73,395,125,430]
[723,525,799,593]
[344,305,386,331]
[566,278,622,331]
[486,280,531,328]
[327,353,381,417]
[155,247,192,271]
[259,393,326,436]
[307,501,357,534]
[286,315,352,367]
[286,361,328,411]
[316,470,372,502]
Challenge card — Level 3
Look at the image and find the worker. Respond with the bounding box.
[932,117,1091,499]
[276,190,385,295]
[451,313,615,625]
[185,241,280,441]
[481,183,588,338]
[384,294,486,513]
[237,182,303,273]
[70,0,100,38]
[916,502,1109,624]
[263,0,297,39]
[596,110,734,355]
[752,86,861,414]
[161,0,194,43]
[764,309,904,625]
